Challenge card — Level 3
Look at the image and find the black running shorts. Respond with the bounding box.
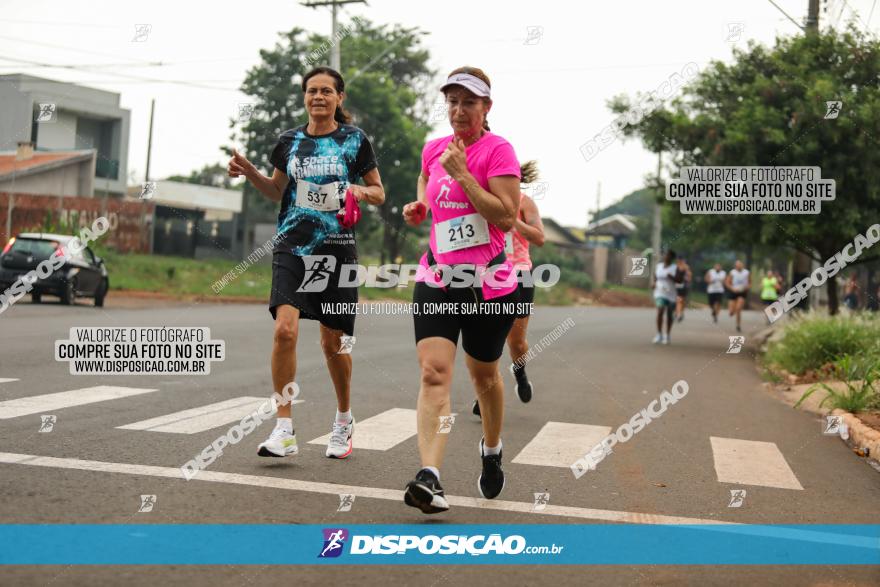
[708,292,724,306]
[515,272,535,318]
[269,252,357,335]
[412,281,519,363]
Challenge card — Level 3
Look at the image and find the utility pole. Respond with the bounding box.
[805,0,820,32]
[301,0,366,71]
[144,99,155,254]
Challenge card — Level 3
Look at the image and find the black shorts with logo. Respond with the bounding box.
[515,270,535,318]
[269,252,357,335]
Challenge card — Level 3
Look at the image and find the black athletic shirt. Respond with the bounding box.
[269,123,377,260]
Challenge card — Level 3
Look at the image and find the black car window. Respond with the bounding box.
[9,239,60,258]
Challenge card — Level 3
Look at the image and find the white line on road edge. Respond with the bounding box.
[0,451,732,525]
[0,378,20,384]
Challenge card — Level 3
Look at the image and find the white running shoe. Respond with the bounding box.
[257,427,298,458]
[661,334,670,345]
[652,333,662,344]
[326,418,354,459]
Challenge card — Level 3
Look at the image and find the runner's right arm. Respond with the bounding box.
[227,149,288,202]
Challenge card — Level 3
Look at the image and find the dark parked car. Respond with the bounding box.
[0,233,109,306]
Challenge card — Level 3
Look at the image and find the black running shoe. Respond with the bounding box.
[404,469,449,514]
[478,438,505,499]
[510,364,533,403]
[472,399,481,419]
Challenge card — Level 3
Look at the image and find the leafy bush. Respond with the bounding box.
[531,243,593,291]
[764,313,880,375]
[795,355,880,412]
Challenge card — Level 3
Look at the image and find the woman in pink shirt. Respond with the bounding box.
[401,66,521,513]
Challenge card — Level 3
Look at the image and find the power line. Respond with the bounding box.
[0,55,243,92]
[766,0,807,31]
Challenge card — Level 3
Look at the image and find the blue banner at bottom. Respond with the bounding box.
[0,524,878,565]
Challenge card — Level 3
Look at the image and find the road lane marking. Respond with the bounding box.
[308,408,417,451]
[117,396,304,434]
[512,422,613,467]
[0,451,734,525]
[0,378,19,384]
[710,436,804,490]
[0,386,158,420]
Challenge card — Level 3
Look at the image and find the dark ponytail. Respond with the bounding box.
[302,66,352,124]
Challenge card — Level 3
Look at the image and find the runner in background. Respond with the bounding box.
[725,260,751,333]
[705,263,727,323]
[674,256,692,322]
[652,250,677,345]
[401,66,521,513]
[228,67,384,461]
[843,273,860,310]
[760,269,781,306]
[472,160,544,419]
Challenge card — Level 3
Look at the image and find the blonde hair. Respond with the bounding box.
[446,66,492,131]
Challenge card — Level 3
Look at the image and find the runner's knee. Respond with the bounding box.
[273,320,298,347]
[420,360,451,388]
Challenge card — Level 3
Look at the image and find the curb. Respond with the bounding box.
[832,408,880,458]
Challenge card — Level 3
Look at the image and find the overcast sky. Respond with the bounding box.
[1,0,877,225]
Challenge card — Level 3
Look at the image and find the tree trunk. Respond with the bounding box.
[827,273,839,315]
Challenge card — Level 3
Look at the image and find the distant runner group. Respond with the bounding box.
[651,253,761,343]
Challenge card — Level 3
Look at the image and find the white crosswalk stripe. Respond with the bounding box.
[0,378,20,384]
[0,386,158,419]
[512,421,613,468]
[117,396,304,434]
[308,408,418,451]
[710,436,804,490]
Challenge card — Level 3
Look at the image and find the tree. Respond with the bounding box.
[230,19,433,263]
[609,26,880,313]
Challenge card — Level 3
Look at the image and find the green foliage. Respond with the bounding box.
[765,312,880,375]
[610,26,880,312]
[795,354,880,412]
[531,243,592,291]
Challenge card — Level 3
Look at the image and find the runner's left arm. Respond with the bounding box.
[514,195,545,246]
[349,168,385,205]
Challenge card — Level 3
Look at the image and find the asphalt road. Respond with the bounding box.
[1,296,878,586]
